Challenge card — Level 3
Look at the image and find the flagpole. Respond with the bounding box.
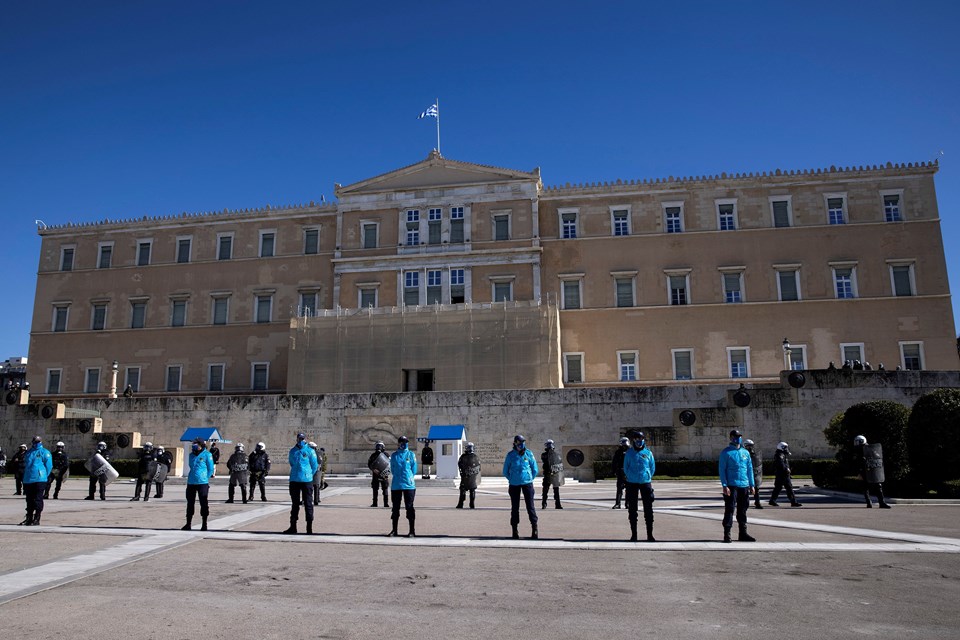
[436,97,441,156]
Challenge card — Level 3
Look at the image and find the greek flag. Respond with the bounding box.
[418,103,438,119]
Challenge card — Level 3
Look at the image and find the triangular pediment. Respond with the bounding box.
[335,151,541,196]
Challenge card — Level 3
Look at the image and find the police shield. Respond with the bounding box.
[543,449,565,487]
[149,460,168,484]
[371,452,390,478]
[862,443,885,484]
[459,454,481,490]
[85,453,120,485]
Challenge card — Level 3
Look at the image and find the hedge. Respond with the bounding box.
[824,400,911,483]
[907,389,960,488]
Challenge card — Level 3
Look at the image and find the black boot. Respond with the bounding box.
[865,492,873,508]
[388,517,399,537]
[511,524,520,540]
[555,501,563,510]
[283,520,297,534]
[456,490,465,509]
[877,486,891,508]
[531,523,539,540]
[407,518,416,538]
[306,521,314,535]
[371,489,378,507]
[723,527,732,543]
[629,522,638,542]
[201,518,208,532]
[738,526,756,542]
[241,487,248,504]
[383,492,390,508]
[85,495,94,500]
[645,522,655,542]
[226,486,235,503]
[33,514,41,526]
[613,501,622,510]
[753,499,763,509]
[469,492,475,509]
[541,500,547,509]
[20,513,33,526]
[181,520,192,531]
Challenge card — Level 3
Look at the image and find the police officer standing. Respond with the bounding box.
[743,439,763,509]
[854,435,891,508]
[768,442,802,507]
[131,442,156,502]
[309,442,323,505]
[502,435,539,540]
[456,442,481,509]
[719,429,756,543]
[209,441,221,477]
[85,442,110,501]
[154,446,173,498]
[284,433,319,535]
[45,441,70,499]
[612,436,629,509]
[421,441,435,479]
[183,438,214,531]
[11,444,27,495]
[226,443,249,504]
[248,442,271,501]
[623,430,656,542]
[388,435,417,537]
[368,441,390,508]
[540,439,564,510]
[21,436,52,526]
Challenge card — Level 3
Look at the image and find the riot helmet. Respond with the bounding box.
[256,442,265,451]
[619,436,629,446]
[545,439,555,450]
[56,441,65,450]
[743,439,755,450]
[236,443,245,451]
[97,441,107,451]
[853,435,867,446]
[777,442,790,453]
[375,441,385,452]
[143,442,153,450]
[308,441,317,449]
[19,443,27,450]
[157,446,165,453]
[465,442,475,454]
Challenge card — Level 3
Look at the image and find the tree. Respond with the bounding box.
[907,389,960,487]
[824,401,910,482]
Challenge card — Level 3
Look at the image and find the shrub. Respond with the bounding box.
[907,388,960,488]
[810,459,842,487]
[825,400,910,483]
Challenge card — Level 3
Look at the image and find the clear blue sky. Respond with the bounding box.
[2,1,959,362]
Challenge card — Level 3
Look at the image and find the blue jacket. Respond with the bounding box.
[187,449,215,485]
[22,443,53,484]
[502,448,539,485]
[288,442,319,483]
[719,444,754,488]
[624,447,655,484]
[390,448,417,490]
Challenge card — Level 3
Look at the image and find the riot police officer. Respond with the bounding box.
[11,444,27,495]
[421,442,435,479]
[131,442,156,501]
[623,430,656,542]
[456,442,481,509]
[86,442,110,501]
[248,442,271,501]
[854,435,891,508]
[309,442,323,505]
[540,439,564,509]
[226,443,249,503]
[368,441,390,508]
[154,446,173,498]
[45,441,70,499]
[743,439,763,509]
[612,436,629,509]
[768,442,802,507]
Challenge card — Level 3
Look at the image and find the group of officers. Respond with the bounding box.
[10,429,889,542]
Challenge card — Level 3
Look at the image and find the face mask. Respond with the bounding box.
[633,439,645,449]
[192,444,200,453]
[515,443,525,452]
[733,436,742,445]
[399,442,408,450]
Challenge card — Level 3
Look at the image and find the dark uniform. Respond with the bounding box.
[0,447,7,479]
[11,445,27,495]
[421,444,435,479]
[86,443,110,500]
[45,443,70,499]
[309,443,323,505]
[154,447,173,498]
[768,443,802,507]
[456,443,481,509]
[540,440,564,509]
[209,442,221,477]
[132,444,156,501]
[368,442,390,507]
[248,443,271,501]
[226,445,249,503]
[854,437,891,508]
[743,440,763,509]
[612,438,629,509]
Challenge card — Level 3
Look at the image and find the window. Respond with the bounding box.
[251,363,269,390]
[563,353,584,383]
[560,209,578,239]
[881,190,903,222]
[255,294,272,323]
[614,276,635,308]
[770,196,792,228]
[91,303,107,330]
[618,351,638,381]
[212,296,229,325]
[166,365,182,392]
[362,222,379,249]
[611,208,630,236]
[217,233,233,260]
[560,277,582,310]
[176,237,192,263]
[832,264,858,299]
[840,343,864,365]
[406,209,420,246]
[259,230,276,257]
[428,209,442,245]
[52,305,69,332]
[131,301,147,328]
[825,194,847,225]
[98,243,113,269]
[900,342,924,371]
[667,273,690,306]
[208,364,225,392]
[728,347,750,379]
[137,240,152,266]
[450,207,464,243]
[299,292,317,316]
[404,271,420,306]
[716,199,738,231]
[46,369,62,394]
[427,270,443,304]
[450,268,465,303]
[304,228,319,255]
[493,281,512,302]
[672,349,693,380]
[889,262,915,296]
[125,367,140,393]
[776,267,801,301]
[493,213,511,241]
[359,287,377,308]
[60,246,75,271]
[787,345,806,370]
[85,368,101,394]
[171,299,187,327]
[722,272,743,303]
[664,206,683,233]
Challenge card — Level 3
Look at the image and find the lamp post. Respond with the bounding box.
[109,360,119,399]
[782,338,792,371]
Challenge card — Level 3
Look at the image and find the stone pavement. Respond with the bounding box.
[1,476,958,638]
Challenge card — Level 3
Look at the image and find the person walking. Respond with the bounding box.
[768,442,802,507]
[421,442,434,479]
[623,431,656,542]
[248,442,271,501]
[743,439,763,509]
[45,441,70,499]
[540,439,564,509]
[719,429,756,543]
[502,435,539,540]
[182,438,214,531]
[85,442,110,501]
[284,433,319,535]
[388,436,417,537]
[456,442,481,509]
[20,436,53,526]
[854,435,891,509]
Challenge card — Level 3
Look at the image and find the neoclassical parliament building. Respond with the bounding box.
[27,152,958,397]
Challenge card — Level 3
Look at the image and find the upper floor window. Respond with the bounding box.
[427,209,442,245]
[299,291,317,316]
[304,228,319,255]
[787,344,806,371]
[493,213,511,241]
[212,295,229,325]
[406,210,420,246]
[881,190,904,222]
[716,199,738,231]
[52,304,69,332]
[251,362,269,390]
[47,369,62,394]
[166,365,182,392]
[611,208,630,237]
[404,270,420,306]
[208,364,225,392]
[137,240,152,266]
[450,207,465,243]
[125,367,141,393]
[362,222,379,249]
[663,203,684,233]
[98,243,113,269]
[176,237,192,263]
[900,342,924,371]
[60,246,75,271]
[775,265,801,301]
[171,299,187,327]
[560,276,583,310]
[831,264,858,299]
[450,268,465,303]
[91,303,107,331]
[825,194,847,225]
[427,270,443,304]
[359,286,378,309]
[614,275,635,308]
[492,280,513,302]
[618,351,638,381]
[770,196,792,228]
[559,209,578,239]
[563,352,584,383]
[889,261,915,297]
[255,294,273,323]
[217,233,233,260]
[672,349,693,380]
[841,342,864,365]
[721,270,744,303]
[666,272,690,306]
[85,368,101,394]
[259,230,276,258]
[131,300,147,328]
[728,347,750,379]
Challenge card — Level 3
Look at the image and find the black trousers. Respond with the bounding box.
[722,487,750,529]
[24,482,45,519]
[289,482,314,523]
[615,473,626,504]
[154,480,165,497]
[45,471,66,498]
[185,484,209,522]
[508,483,538,526]
[15,472,24,494]
[391,489,416,522]
[770,475,797,503]
[541,481,560,506]
[371,477,389,504]
[134,476,151,500]
[625,482,654,526]
[88,473,106,498]
[249,472,267,499]
[312,482,321,504]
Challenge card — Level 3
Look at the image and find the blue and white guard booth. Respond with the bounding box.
[418,425,466,480]
[179,427,228,477]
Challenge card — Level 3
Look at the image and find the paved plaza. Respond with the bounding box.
[1,476,958,638]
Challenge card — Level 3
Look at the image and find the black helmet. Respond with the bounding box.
[32,435,42,444]
[514,434,526,444]
[398,435,409,445]
[729,429,742,440]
